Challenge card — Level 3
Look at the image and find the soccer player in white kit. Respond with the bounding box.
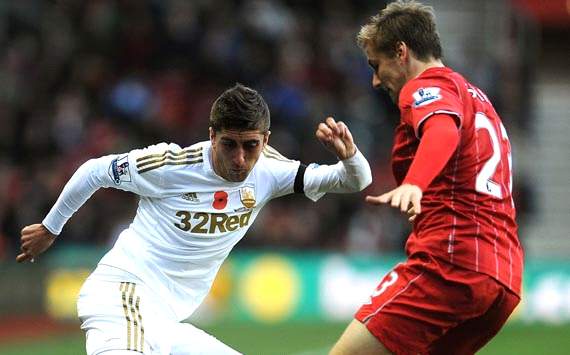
[17,84,372,355]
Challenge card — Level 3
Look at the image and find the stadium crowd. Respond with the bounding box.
[0,0,533,261]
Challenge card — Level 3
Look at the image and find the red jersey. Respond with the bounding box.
[393,67,523,296]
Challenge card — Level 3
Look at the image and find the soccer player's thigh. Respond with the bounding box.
[78,279,166,354]
[347,255,468,354]
[330,319,392,355]
[429,281,520,354]
[332,260,427,354]
[169,322,241,355]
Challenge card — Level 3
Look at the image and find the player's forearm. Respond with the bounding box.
[42,157,112,235]
[403,115,459,191]
[338,148,372,191]
[304,148,372,198]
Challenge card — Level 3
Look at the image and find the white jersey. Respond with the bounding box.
[43,140,371,320]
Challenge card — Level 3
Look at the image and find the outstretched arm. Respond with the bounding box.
[42,157,115,235]
[16,142,192,262]
[366,114,459,221]
[17,156,120,263]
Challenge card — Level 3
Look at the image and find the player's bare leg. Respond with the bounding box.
[330,319,392,355]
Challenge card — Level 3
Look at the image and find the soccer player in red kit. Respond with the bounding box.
[330,1,523,354]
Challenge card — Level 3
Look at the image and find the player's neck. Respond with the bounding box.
[408,57,445,81]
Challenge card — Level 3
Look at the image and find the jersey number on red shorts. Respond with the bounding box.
[474,112,513,202]
[367,271,399,304]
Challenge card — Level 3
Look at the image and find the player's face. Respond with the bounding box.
[210,128,270,182]
[365,45,407,103]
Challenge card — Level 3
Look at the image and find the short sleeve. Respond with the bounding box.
[399,76,463,138]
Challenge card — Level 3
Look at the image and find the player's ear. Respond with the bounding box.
[396,41,408,63]
[209,127,216,145]
[263,131,271,147]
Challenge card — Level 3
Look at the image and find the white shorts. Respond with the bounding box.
[77,278,240,355]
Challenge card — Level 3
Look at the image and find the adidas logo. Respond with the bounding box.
[182,192,200,202]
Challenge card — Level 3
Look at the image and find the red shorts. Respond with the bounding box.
[355,253,520,355]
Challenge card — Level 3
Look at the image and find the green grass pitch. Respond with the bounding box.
[0,323,569,354]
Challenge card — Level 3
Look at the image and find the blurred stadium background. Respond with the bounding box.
[0,0,569,354]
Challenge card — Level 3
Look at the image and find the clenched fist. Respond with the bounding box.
[16,224,56,263]
[315,117,357,160]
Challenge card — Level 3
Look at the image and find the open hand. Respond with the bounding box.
[16,224,56,263]
[366,184,423,222]
[315,117,356,160]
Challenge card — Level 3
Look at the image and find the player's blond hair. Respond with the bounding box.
[357,0,443,61]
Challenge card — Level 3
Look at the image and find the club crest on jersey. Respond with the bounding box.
[182,192,200,202]
[108,155,131,185]
[239,186,256,208]
[412,87,442,107]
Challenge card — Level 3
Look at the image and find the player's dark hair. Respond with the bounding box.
[209,83,270,133]
[357,0,443,61]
